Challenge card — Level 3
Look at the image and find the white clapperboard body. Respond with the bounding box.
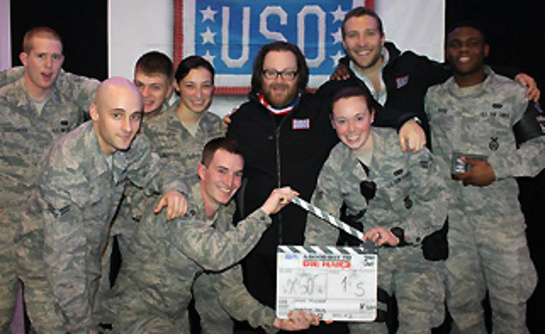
[276,244,377,321]
[277,197,379,321]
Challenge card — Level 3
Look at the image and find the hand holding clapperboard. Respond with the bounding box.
[275,197,378,322]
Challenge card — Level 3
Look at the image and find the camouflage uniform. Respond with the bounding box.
[425,67,545,333]
[111,104,226,331]
[113,103,223,253]
[305,128,448,334]
[13,121,187,334]
[108,182,276,333]
[0,73,98,331]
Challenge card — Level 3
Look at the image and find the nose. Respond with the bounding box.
[224,172,234,188]
[44,55,53,68]
[121,116,132,133]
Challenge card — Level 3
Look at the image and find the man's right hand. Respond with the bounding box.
[222,107,238,132]
[261,187,299,215]
[273,310,321,331]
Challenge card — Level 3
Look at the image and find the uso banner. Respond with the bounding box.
[174,0,373,94]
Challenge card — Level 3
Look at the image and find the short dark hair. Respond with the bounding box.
[201,137,244,167]
[134,51,174,82]
[331,87,374,114]
[175,55,215,84]
[251,41,309,93]
[23,26,62,54]
[342,6,384,38]
[446,20,488,44]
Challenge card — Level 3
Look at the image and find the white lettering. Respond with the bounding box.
[222,6,250,68]
[260,6,288,42]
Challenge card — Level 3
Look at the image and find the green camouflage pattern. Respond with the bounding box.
[425,67,543,333]
[305,128,448,333]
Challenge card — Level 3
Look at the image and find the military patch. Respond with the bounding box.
[395,75,409,89]
[292,118,310,130]
[492,103,503,109]
[489,137,499,151]
[393,169,404,176]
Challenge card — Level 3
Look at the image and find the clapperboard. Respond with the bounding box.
[276,197,378,321]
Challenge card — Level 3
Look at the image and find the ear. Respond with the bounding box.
[19,52,28,66]
[484,43,490,58]
[89,103,99,121]
[330,114,336,129]
[166,82,175,100]
[174,80,181,93]
[197,163,206,181]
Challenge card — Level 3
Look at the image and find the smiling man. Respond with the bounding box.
[107,137,317,333]
[425,22,545,333]
[133,51,174,118]
[15,77,188,333]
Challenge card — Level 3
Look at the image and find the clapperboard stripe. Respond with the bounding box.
[278,245,376,255]
[291,196,377,249]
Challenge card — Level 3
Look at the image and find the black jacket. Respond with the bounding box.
[227,88,417,255]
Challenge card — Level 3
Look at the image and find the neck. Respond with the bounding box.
[354,55,384,79]
[23,75,51,102]
[200,184,219,220]
[177,103,202,125]
[453,70,486,88]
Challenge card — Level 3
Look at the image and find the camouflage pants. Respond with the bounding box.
[445,209,536,334]
[15,230,68,333]
[193,272,234,334]
[351,246,446,334]
[0,212,18,333]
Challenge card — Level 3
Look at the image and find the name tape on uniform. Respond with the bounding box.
[276,245,378,321]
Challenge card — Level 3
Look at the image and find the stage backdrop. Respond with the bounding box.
[109,0,444,114]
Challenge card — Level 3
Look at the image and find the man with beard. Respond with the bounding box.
[425,23,545,333]
[226,41,423,333]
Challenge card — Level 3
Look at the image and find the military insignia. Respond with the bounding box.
[395,75,409,89]
[403,196,413,209]
[292,118,310,130]
[48,204,70,219]
[393,169,403,176]
[489,137,499,151]
[492,103,503,109]
[419,156,432,169]
[438,108,448,113]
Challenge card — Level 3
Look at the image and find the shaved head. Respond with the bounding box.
[90,77,143,155]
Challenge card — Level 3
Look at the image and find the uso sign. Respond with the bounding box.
[174,0,373,94]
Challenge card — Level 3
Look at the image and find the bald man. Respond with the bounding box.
[15,77,188,334]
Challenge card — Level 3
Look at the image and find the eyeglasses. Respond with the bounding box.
[262,69,298,81]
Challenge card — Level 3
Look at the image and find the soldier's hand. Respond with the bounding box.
[261,187,299,215]
[364,226,399,247]
[222,107,238,132]
[154,190,188,220]
[515,73,540,102]
[399,119,426,152]
[452,157,496,187]
[273,310,321,330]
[329,63,350,81]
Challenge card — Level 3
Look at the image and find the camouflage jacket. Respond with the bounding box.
[0,73,98,208]
[111,181,272,323]
[17,121,187,333]
[425,67,545,216]
[305,128,448,246]
[113,104,224,235]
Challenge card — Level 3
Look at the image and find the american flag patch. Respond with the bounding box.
[292,118,310,130]
[396,75,409,89]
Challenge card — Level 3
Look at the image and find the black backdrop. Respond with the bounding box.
[9,0,545,332]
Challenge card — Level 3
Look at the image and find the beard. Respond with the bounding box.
[262,82,300,109]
